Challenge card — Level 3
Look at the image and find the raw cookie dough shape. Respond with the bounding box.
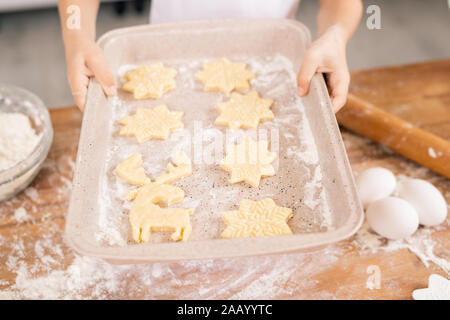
[122,63,177,99]
[119,105,183,143]
[221,198,293,239]
[155,151,192,184]
[126,182,185,204]
[221,136,276,187]
[130,203,193,242]
[412,274,450,300]
[196,58,255,94]
[126,151,193,200]
[115,153,150,186]
[128,183,191,242]
[215,91,274,130]
[124,152,195,243]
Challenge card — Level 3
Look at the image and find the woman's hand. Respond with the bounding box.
[64,35,116,111]
[297,25,350,113]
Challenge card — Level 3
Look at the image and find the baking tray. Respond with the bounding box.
[66,19,363,264]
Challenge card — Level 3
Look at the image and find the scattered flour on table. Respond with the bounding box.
[354,222,450,275]
[0,228,344,299]
[0,209,447,299]
[13,207,28,223]
[0,112,42,171]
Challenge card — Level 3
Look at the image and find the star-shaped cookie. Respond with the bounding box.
[196,58,255,94]
[221,136,276,187]
[221,198,293,239]
[215,91,274,130]
[122,63,177,99]
[119,105,183,143]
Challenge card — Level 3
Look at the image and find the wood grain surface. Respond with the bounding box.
[348,59,450,140]
[337,60,450,179]
[0,61,448,299]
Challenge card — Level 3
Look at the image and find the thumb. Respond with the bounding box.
[297,51,319,97]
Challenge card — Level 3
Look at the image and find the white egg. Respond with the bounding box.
[366,197,419,240]
[356,167,397,208]
[396,178,448,226]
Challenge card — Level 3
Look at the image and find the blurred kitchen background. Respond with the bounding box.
[0,0,449,108]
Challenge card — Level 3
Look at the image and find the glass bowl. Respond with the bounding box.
[0,84,53,202]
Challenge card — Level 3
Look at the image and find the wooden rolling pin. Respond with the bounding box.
[336,93,450,179]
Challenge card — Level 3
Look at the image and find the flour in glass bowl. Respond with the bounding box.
[0,112,42,171]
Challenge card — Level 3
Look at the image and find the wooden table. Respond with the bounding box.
[0,61,448,299]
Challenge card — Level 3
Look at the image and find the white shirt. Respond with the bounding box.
[150,0,300,24]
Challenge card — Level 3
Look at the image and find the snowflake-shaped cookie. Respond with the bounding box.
[412,274,450,300]
[215,91,274,130]
[221,198,293,239]
[196,58,255,94]
[221,136,276,187]
[119,105,183,143]
[115,153,150,186]
[122,63,177,99]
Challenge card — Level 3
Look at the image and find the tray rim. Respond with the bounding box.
[65,18,364,263]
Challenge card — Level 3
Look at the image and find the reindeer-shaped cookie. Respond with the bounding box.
[115,151,194,243]
[130,203,193,242]
[128,182,193,242]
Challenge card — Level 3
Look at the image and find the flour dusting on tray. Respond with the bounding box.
[95,54,332,246]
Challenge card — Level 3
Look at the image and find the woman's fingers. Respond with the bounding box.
[298,54,349,113]
[86,51,117,96]
[297,50,319,97]
[63,38,116,111]
[68,60,90,111]
[329,68,350,113]
[72,88,87,111]
[296,24,351,112]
